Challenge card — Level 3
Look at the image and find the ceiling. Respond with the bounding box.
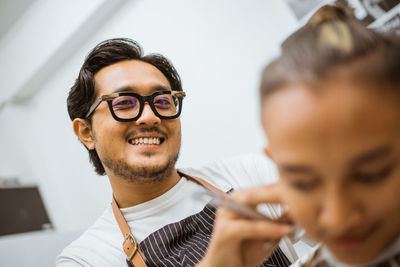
[0,0,128,109]
[0,0,35,40]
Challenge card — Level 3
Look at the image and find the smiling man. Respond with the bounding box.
[56,38,298,267]
[77,59,183,207]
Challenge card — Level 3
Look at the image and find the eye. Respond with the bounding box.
[112,96,137,110]
[155,99,171,105]
[154,95,174,109]
[353,164,393,184]
[289,179,319,192]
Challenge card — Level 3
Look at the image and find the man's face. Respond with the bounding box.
[262,80,400,264]
[89,60,181,182]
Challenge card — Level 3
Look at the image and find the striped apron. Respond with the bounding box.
[114,171,292,267]
[132,203,291,267]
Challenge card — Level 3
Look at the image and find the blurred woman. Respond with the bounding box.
[198,5,400,267]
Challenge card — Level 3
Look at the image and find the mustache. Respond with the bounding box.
[127,126,168,138]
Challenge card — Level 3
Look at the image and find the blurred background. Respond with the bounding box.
[0,0,398,266]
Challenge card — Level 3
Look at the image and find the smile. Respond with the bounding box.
[331,235,368,249]
[128,137,164,145]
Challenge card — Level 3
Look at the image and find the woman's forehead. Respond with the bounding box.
[262,80,399,128]
[262,81,400,166]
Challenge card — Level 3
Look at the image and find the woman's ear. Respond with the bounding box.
[73,118,95,150]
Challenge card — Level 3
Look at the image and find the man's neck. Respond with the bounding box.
[109,169,181,208]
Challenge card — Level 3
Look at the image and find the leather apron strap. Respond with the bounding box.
[177,170,224,194]
[111,171,223,266]
[112,198,147,267]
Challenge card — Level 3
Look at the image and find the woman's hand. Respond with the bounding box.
[197,183,292,267]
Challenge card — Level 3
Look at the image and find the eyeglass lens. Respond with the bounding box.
[111,94,179,119]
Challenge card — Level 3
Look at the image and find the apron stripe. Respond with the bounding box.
[139,204,291,267]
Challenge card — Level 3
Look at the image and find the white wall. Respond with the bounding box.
[0,0,298,232]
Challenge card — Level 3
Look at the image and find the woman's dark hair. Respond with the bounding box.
[67,38,182,175]
[260,5,400,100]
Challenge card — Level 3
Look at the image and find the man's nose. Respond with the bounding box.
[135,103,161,125]
[318,191,361,236]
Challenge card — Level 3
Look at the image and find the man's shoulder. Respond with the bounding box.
[180,153,278,190]
[56,206,123,266]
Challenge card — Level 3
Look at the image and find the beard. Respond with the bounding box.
[102,151,179,184]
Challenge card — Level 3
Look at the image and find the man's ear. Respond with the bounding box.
[263,146,274,161]
[73,118,95,150]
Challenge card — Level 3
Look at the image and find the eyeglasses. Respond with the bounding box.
[85,90,186,122]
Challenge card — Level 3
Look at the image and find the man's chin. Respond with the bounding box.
[103,153,178,184]
[132,151,169,163]
[125,161,173,182]
[134,163,171,176]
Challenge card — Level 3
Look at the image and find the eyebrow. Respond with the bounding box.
[350,145,392,166]
[279,145,392,175]
[279,164,315,175]
[112,85,171,94]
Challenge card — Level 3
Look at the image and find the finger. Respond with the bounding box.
[276,211,294,224]
[235,219,292,240]
[229,183,283,206]
[214,217,292,240]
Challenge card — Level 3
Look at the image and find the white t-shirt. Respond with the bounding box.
[56,153,298,266]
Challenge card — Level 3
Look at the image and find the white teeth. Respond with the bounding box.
[130,137,161,145]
